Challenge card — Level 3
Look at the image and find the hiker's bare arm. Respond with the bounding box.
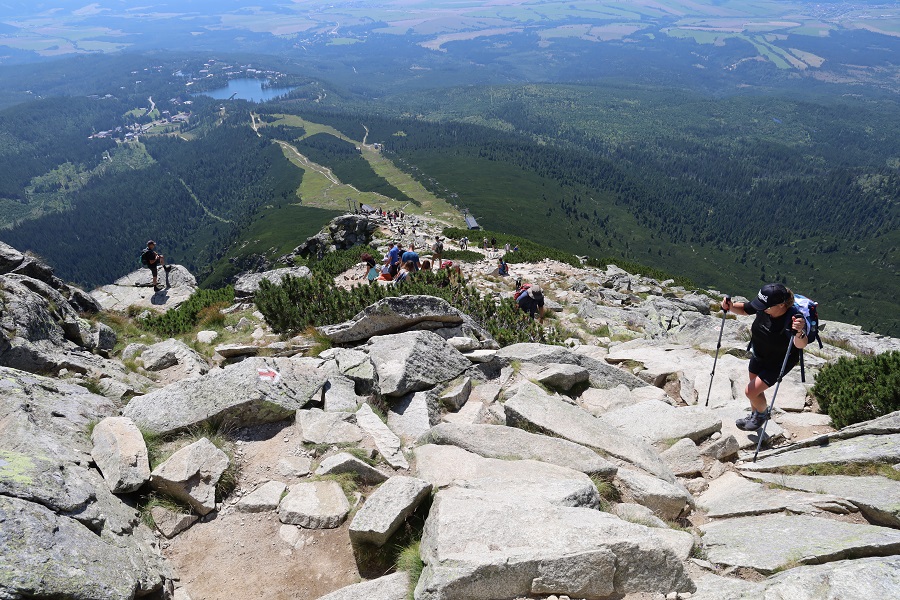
[722,297,747,315]
[792,314,809,349]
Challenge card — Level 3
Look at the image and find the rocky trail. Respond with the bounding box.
[2,215,899,600]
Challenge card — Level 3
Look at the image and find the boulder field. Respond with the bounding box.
[1,232,899,600]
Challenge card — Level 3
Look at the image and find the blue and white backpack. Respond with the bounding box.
[792,294,823,382]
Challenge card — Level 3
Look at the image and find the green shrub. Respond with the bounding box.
[141,287,235,336]
[583,257,694,289]
[254,269,566,346]
[297,245,380,277]
[812,351,900,429]
[441,249,485,262]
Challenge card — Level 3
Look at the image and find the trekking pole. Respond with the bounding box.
[704,296,730,407]
[752,335,795,462]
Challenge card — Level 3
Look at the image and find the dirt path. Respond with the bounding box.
[163,421,360,600]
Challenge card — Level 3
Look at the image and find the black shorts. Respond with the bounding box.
[148,263,158,277]
[749,355,797,387]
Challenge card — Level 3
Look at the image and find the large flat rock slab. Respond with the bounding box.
[0,495,141,599]
[744,472,900,528]
[297,409,364,445]
[349,476,432,546]
[123,357,326,435]
[693,556,900,599]
[318,295,491,345]
[415,487,694,600]
[577,384,669,416]
[744,433,900,472]
[697,472,854,519]
[316,572,409,600]
[504,381,675,482]
[495,343,647,389]
[387,391,440,443]
[614,468,694,520]
[234,266,311,299]
[425,422,617,477]
[660,438,704,477]
[700,513,900,574]
[413,444,599,508]
[90,265,197,313]
[366,331,471,397]
[236,480,287,513]
[278,480,350,529]
[599,400,721,444]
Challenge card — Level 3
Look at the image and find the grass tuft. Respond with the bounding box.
[780,461,900,482]
[396,540,424,600]
[305,326,333,357]
[591,476,620,511]
[138,494,195,530]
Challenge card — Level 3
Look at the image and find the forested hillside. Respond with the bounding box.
[274,98,899,335]
[0,103,332,288]
[1,54,897,335]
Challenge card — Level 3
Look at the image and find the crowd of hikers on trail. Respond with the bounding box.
[360,236,460,285]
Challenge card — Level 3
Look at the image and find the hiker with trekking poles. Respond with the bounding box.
[720,283,809,434]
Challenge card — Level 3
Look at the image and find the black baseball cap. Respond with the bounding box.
[750,283,789,311]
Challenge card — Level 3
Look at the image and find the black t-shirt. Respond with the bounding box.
[745,304,800,367]
[142,248,159,266]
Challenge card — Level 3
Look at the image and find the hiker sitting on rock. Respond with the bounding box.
[498,257,509,277]
[360,253,378,283]
[141,240,169,289]
[516,284,545,324]
[722,283,808,431]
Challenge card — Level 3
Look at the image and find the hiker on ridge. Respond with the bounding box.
[722,283,808,431]
[141,240,169,289]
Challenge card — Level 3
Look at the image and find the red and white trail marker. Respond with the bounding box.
[257,368,280,383]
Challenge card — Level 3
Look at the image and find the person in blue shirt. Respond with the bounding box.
[497,257,508,276]
[401,248,420,271]
[516,284,545,324]
[387,242,402,277]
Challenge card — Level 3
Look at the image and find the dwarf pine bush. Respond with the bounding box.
[812,351,900,429]
[255,269,565,346]
[141,287,235,336]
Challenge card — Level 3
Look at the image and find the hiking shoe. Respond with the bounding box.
[736,410,769,431]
